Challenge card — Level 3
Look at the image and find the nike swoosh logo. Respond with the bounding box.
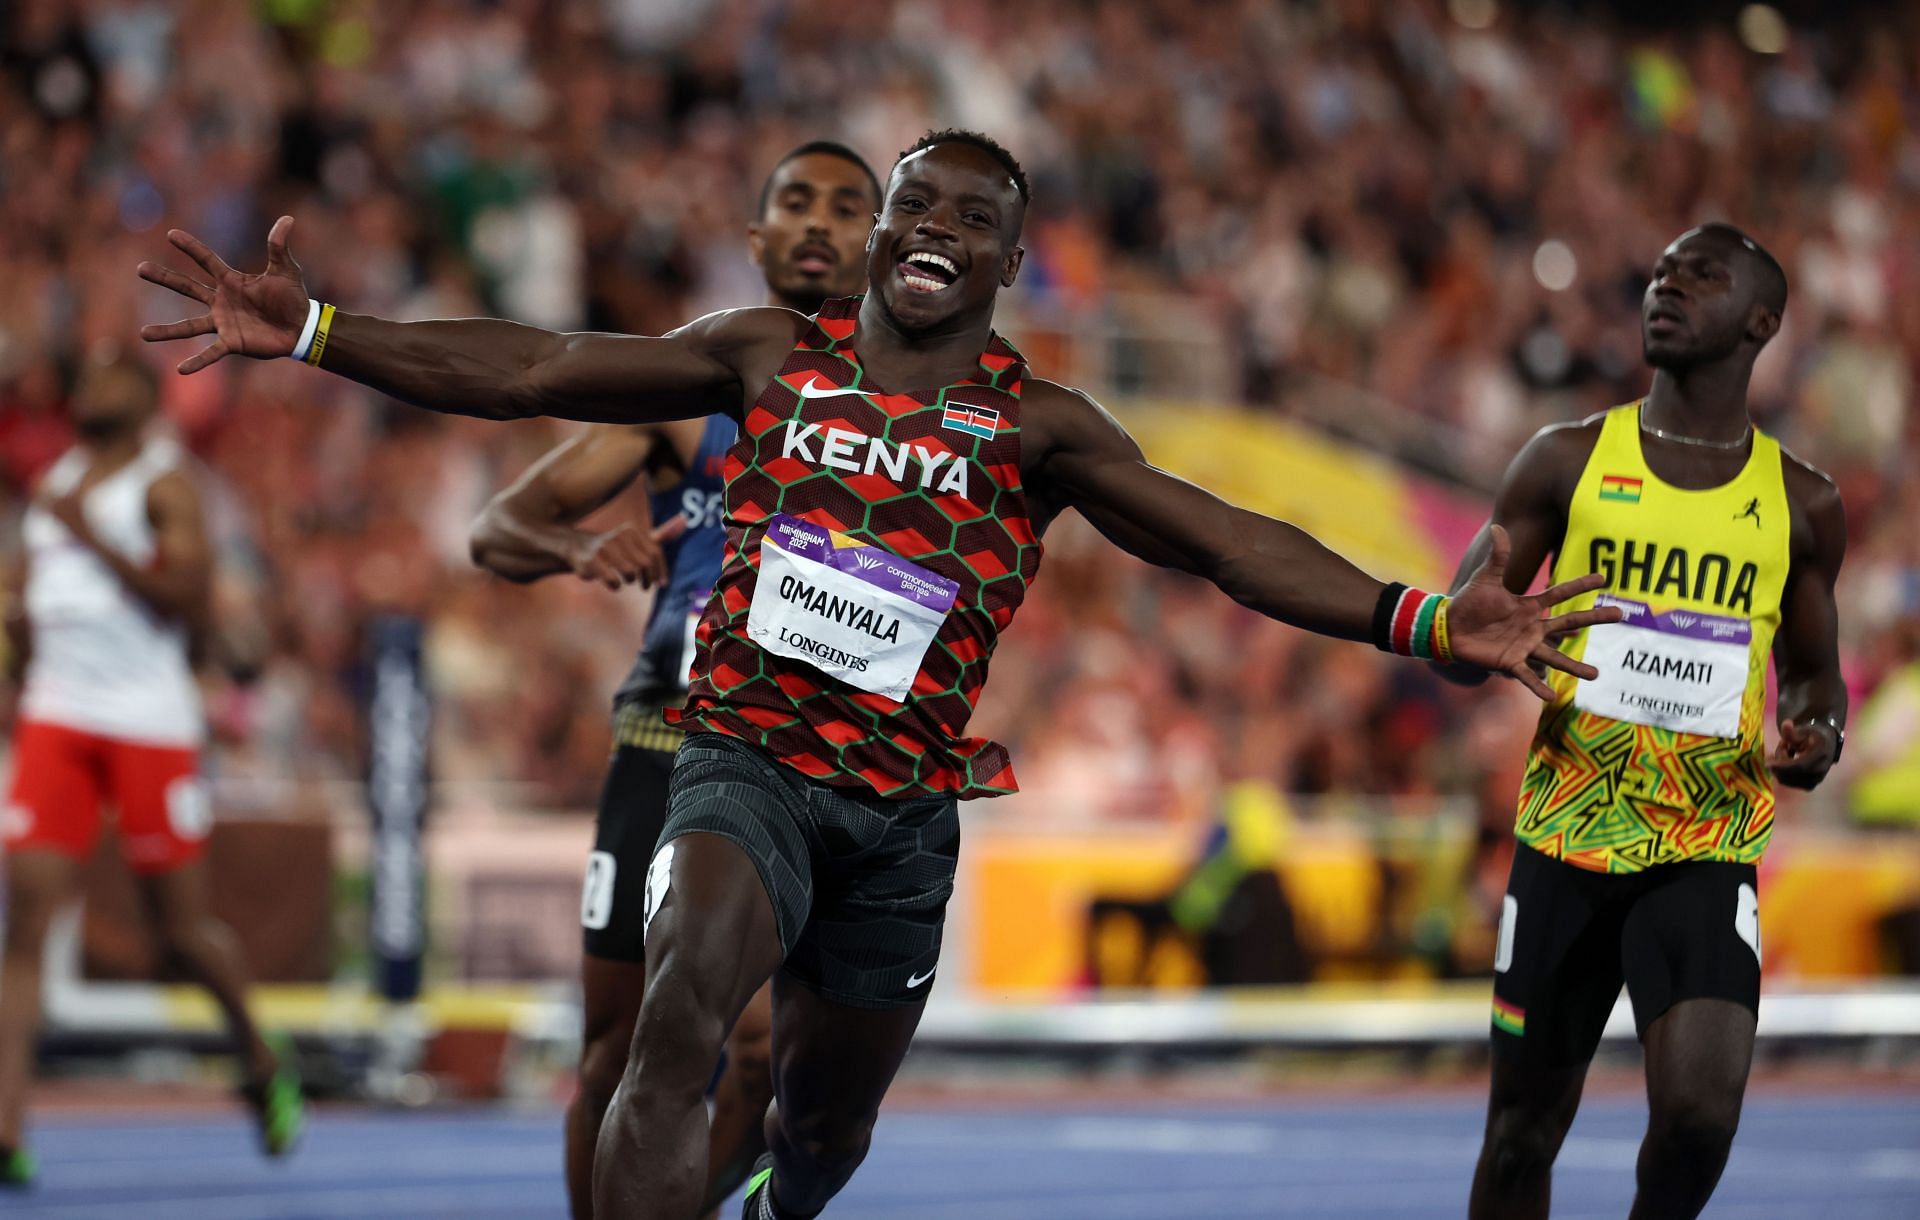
[906,968,936,989]
[796,376,872,400]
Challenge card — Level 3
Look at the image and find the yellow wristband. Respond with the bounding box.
[1432,598,1454,665]
[305,303,336,367]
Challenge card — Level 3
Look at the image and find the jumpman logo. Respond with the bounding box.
[1734,498,1761,528]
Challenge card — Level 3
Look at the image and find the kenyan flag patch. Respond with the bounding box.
[941,400,999,441]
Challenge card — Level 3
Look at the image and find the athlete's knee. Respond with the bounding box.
[1646,1093,1740,1165]
[155,912,230,969]
[723,1013,774,1096]
[625,962,731,1096]
[3,888,63,955]
[578,1023,633,1113]
[1481,1107,1563,1188]
[777,1102,875,1176]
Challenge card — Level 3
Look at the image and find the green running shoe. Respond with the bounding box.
[247,1032,305,1158]
[0,1145,35,1188]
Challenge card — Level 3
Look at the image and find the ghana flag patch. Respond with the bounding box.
[1492,997,1526,1036]
[1599,474,1643,503]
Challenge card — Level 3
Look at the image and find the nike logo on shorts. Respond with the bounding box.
[906,967,936,989]
[796,376,872,400]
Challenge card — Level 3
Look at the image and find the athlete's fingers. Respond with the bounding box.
[1509,659,1557,701]
[1539,605,1622,636]
[169,228,238,282]
[651,514,688,545]
[1535,570,1609,607]
[579,559,622,591]
[264,215,296,273]
[141,316,217,343]
[177,339,229,375]
[1529,641,1599,682]
[137,260,215,304]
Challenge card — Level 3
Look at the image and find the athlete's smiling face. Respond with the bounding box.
[1642,230,1778,370]
[867,143,1025,333]
[751,152,880,313]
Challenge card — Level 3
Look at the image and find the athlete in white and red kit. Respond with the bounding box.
[0,349,301,1188]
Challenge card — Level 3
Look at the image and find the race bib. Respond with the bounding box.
[747,514,959,702]
[1573,595,1750,739]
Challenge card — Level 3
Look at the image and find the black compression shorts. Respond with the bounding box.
[1491,843,1762,1066]
[655,732,959,1009]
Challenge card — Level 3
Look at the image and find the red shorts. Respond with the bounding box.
[3,720,210,873]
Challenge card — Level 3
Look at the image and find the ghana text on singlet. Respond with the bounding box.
[667,296,1043,798]
[1517,402,1790,872]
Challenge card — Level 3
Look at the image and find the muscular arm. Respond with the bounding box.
[470,425,662,582]
[1022,384,1615,686]
[138,221,802,424]
[1025,382,1382,638]
[1769,464,1848,789]
[63,471,212,627]
[321,310,777,424]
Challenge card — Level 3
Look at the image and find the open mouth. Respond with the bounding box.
[898,251,960,293]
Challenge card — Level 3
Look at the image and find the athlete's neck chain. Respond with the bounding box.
[1639,409,1751,450]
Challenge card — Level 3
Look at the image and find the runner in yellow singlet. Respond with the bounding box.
[1444,225,1849,1220]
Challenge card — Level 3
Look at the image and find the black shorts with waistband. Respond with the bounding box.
[1491,843,1762,1067]
[657,732,959,1009]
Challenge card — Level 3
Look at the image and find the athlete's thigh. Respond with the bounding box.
[784,788,959,1009]
[1620,860,1761,1040]
[654,733,817,964]
[581,733,678,964]
[105,738,208,875]
[4,721,105,861]
[769,969,925,1133]
[1493,845,1630,1072]
[1642,998,1755,1123]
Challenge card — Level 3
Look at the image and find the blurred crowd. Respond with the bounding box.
[1,0,1917,830]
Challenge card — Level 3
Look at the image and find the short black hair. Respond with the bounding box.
[757,141,882,215]
[1697,222,1788,316]
[895,129,1030,204]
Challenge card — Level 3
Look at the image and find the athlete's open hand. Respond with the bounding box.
[570,516,687,591]
[1768,719,1839,790]
[1445,525,1623,701]
[138,216,310,373]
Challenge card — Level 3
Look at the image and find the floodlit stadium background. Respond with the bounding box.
[1,0,1918,1215]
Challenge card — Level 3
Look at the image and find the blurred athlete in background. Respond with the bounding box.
[0,348,301,1189]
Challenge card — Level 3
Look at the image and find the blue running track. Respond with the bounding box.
[4,1091,1915,1217]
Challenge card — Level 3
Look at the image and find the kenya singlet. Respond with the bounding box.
[668,297,1042,797]
[1517,403,1790,872]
